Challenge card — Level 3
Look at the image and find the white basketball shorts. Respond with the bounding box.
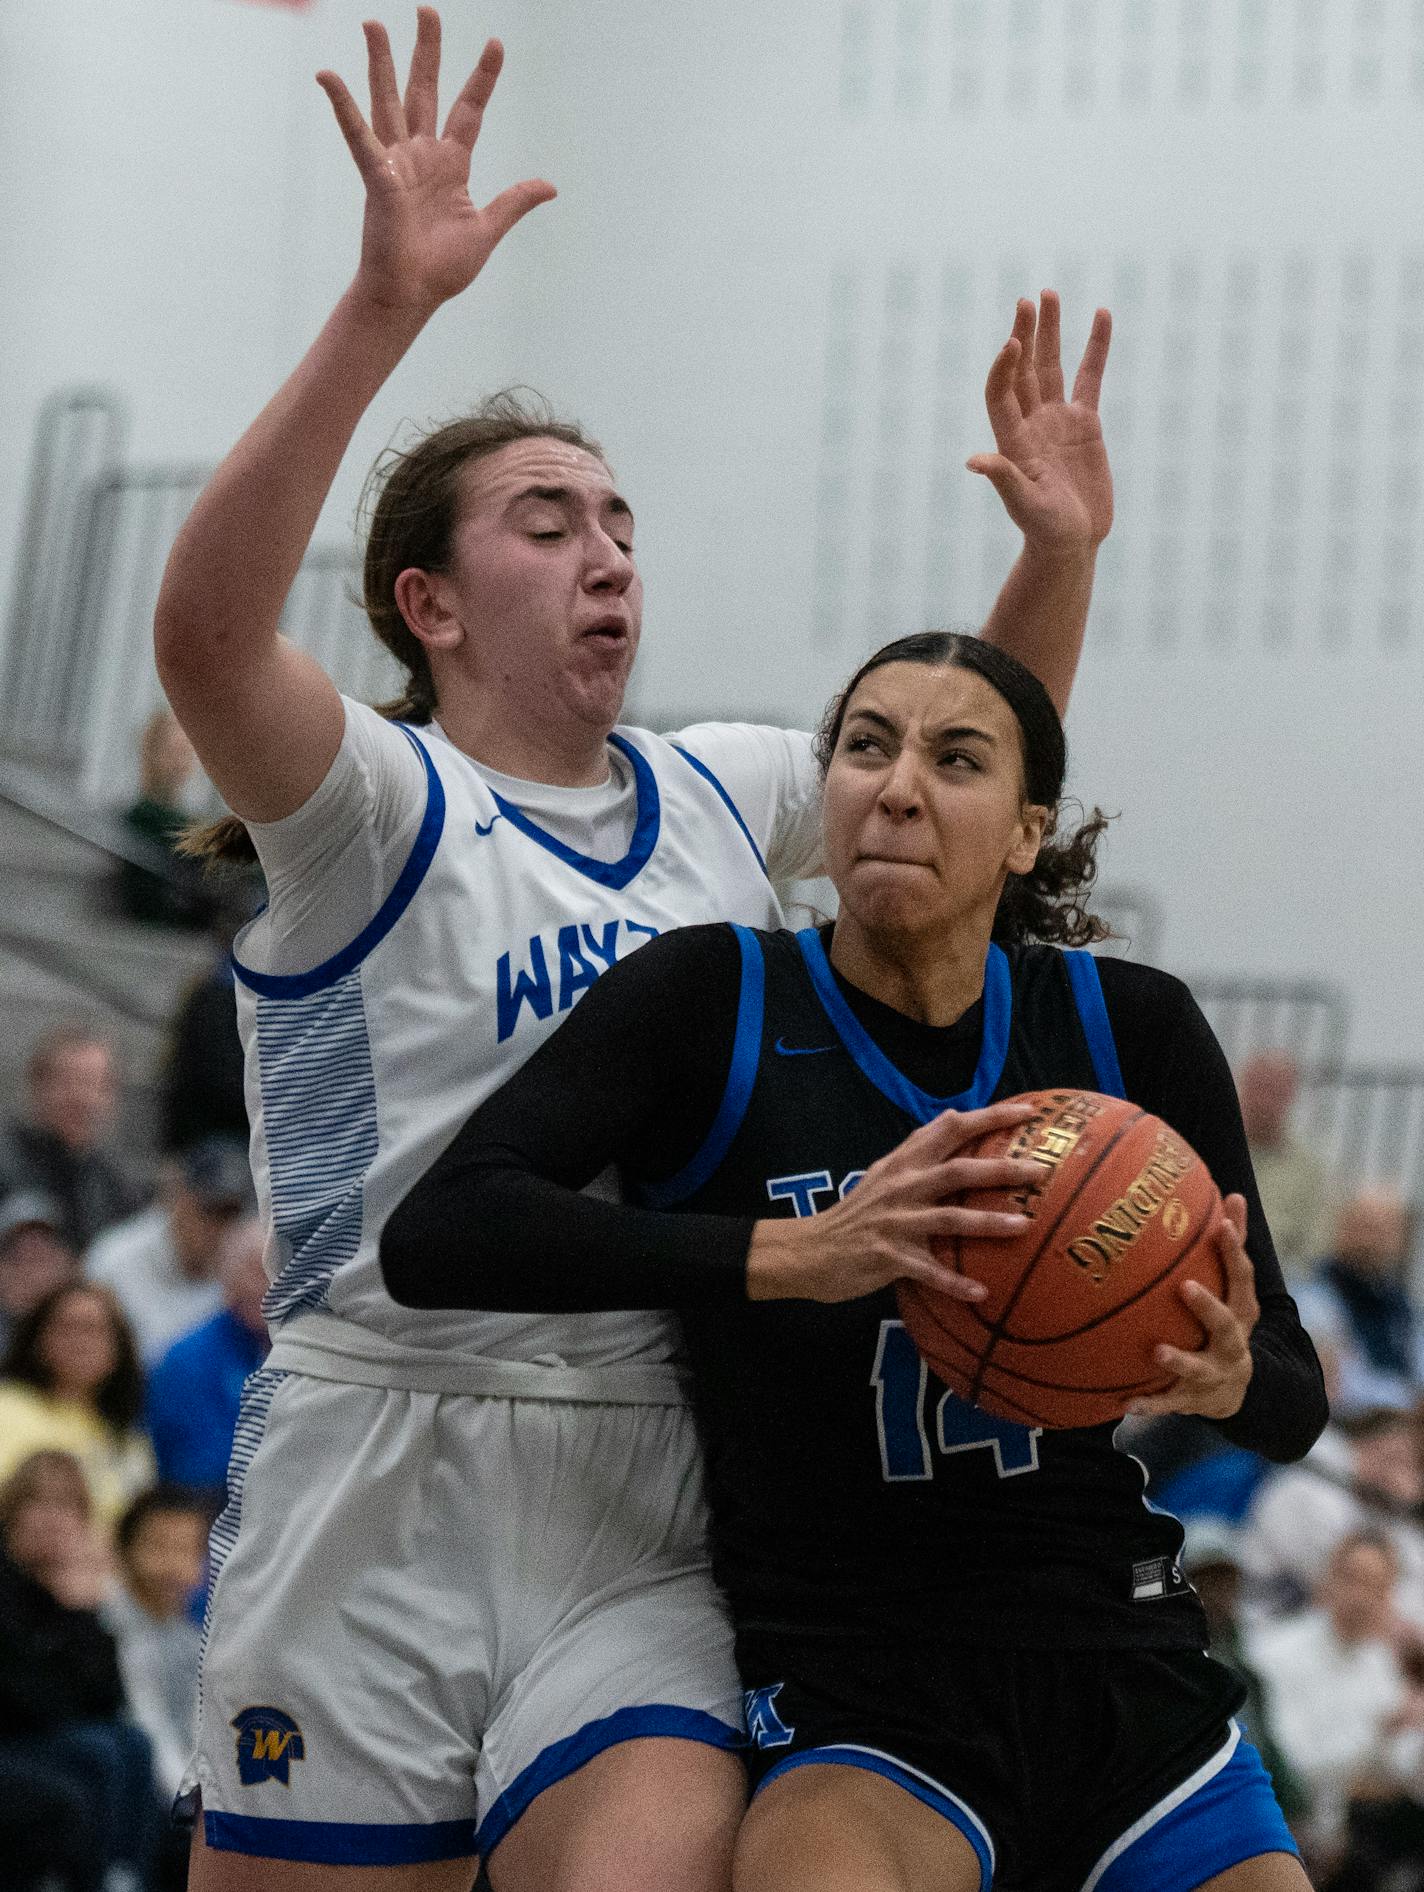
[183,1361,743,1867]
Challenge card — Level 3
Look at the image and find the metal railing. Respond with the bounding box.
[0,384,401,797]
[1,387,126,764]
[1184,975,1350,1079]
[1302,1065,1424,1210]
[1087,884,1164,961]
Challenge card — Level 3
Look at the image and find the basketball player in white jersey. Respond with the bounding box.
[155,12,1114,1889]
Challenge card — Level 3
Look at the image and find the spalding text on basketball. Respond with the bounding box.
[1065,1132,1195,1284]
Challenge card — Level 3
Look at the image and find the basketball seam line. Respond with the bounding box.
[968,1105,1147,1406]
[904,1287,1178,1398]
[992,1209,1221,1348]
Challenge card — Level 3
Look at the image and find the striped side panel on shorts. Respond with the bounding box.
[200,1367,290,1694]
[255,969,380,1325]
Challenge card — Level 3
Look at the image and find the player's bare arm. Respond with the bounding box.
[154,10,554,822]
[973,292,1114,717]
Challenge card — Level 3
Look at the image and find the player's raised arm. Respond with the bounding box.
[154,10,554,822]
[972,292,1114,717]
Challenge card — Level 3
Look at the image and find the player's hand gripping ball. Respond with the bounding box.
[897,1091,1225,1429]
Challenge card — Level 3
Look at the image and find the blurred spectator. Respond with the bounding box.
[1242,1407,1424,1624]
[1180,1519,1307,1824]
[0,1283,154,1531]
[0,1026,145,1253]
[0,1449,158,1891]
[147,1214,268,1505]
[103,1486,207,1803]
[87,1137,254,1365]
[0,1191,80,1353]
[115,705,217,931]
[157,900,253,1155]
[1251,1531,1424,1864]
[1296,1189,1424,1417]
[1238,1049,1332,1279]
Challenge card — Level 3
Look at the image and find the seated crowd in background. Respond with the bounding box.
[0,1000,261,1888]
[1133,1042,1424,1887]
[2,997,1423,1888]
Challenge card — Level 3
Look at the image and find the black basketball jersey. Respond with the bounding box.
[646,925,1206,1651]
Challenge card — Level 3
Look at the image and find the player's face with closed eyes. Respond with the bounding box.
[442,438,643,733]
[822,662,1047,943]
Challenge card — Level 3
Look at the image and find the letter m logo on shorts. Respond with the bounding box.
[232,1706,306,1785]
[744,1683,795,1750]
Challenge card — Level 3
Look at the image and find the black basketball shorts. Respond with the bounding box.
[737,1633,1297,1892]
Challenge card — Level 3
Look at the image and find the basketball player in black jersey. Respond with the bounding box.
[382,633,1325,1892]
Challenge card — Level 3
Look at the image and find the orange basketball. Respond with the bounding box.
[896,1089,1226,1430]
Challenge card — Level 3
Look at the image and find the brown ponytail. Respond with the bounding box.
[183,391,604,865]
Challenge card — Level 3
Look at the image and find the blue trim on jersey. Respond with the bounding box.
[488,732,661,890]
[671,744,770,877]
[1062,951,1127,1100]
[1083,1728,1296,1892]
[475,1704,742,1860]
[756,1746,994,1891]
[203,1810,475,1865]
[796,929,1012,1124]
[638,926,767,1208]
[232,726,446,998]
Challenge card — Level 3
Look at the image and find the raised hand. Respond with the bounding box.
[317,9,555,319]
[746,1099,1044,1305]
[1125,1195,1259,1421]
[967,292,1114,553]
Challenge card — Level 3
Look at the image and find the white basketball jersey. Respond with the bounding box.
[232,708,808,1379]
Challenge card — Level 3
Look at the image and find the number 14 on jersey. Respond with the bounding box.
[872,1319,1041,1482]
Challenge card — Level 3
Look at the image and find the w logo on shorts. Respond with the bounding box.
[744,1682,795,1749]
[232,1706,306,1785]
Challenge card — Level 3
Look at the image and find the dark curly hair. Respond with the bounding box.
[815,631,1112,948]
[1,1283,145,1436]
[184,390,604,865]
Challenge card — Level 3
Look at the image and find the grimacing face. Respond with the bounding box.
[399,436,643,738]
[821,663,1048,947]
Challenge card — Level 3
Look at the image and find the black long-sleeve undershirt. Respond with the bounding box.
[382,924,1326,1464]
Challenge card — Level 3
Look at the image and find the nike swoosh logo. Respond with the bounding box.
[775,1038,837,1057]
[474,815,504,837]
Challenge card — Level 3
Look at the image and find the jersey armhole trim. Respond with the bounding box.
[637,925,766,1209]
[231,725,445,998]
[1061,951,1127,1100]
[670,743,770,878]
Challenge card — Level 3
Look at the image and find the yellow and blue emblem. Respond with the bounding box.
[231,1706,305,1786]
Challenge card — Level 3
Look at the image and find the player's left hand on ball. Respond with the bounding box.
[1124,1195,1258,1422]
[966,291,1114,553]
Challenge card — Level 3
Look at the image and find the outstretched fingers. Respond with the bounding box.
[923,1097,1041,1156]
[1213,1195,1260,1328]
[1012,297,1041,414]
[981,335,1025,447]
[1071,307,1113,410]
[364,18,408,145]
[896,1253,988,1299]
[315,69,388,181]
[444,37,505,151]
[1033,289,1065,403]
[403,5,442,137]
[480,177,558,241]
